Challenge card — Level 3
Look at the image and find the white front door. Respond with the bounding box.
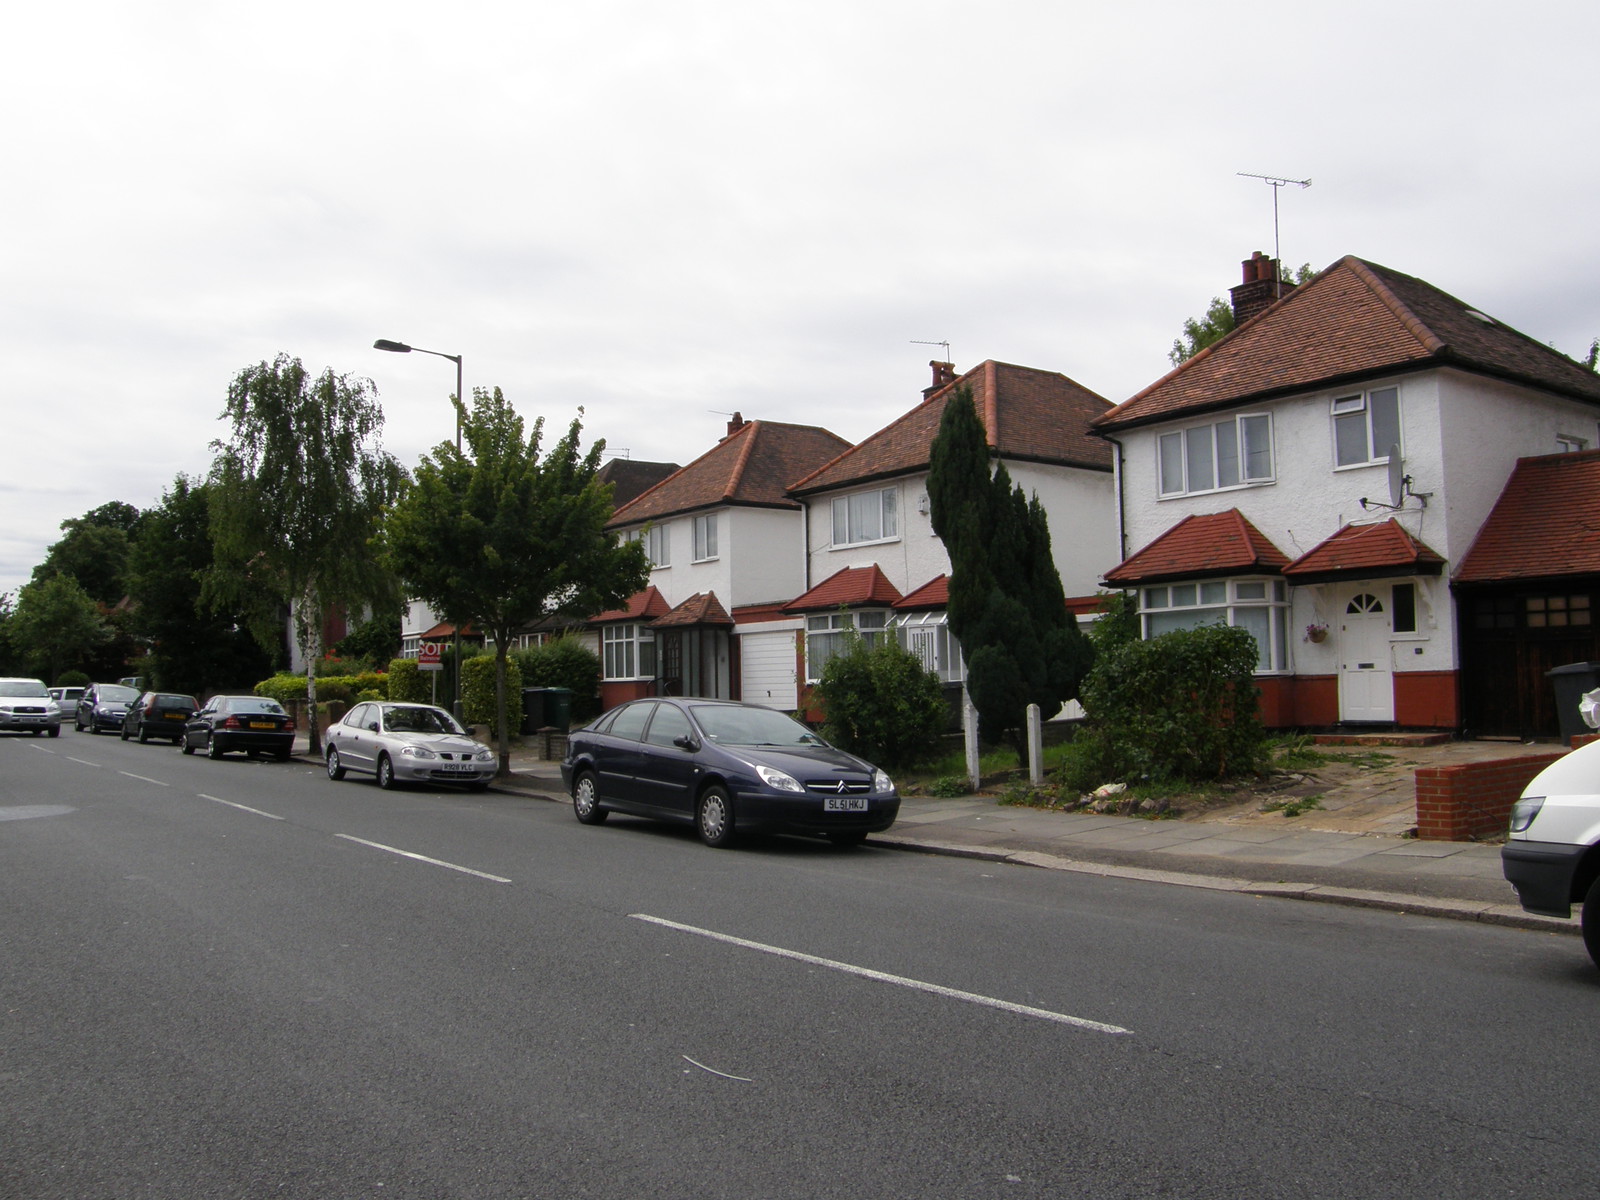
[1338,590,1394,722]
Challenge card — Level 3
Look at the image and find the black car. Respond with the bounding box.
[121,692,199,744]
[181,695,296,760]
[560,698,899,848]
[75,683,141,734]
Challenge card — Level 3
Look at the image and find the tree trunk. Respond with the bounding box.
[302,587,322,757]
[494,640,511,777]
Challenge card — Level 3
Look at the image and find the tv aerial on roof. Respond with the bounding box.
[1238,172,1311,296]
[1360,445,1432,511]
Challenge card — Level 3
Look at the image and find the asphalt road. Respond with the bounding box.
[4,728,1598,1199]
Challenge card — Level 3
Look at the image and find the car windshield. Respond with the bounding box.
[0,680,48,698]
[99,685,141,703]
[690,704,825,748]
[381,706,464,736]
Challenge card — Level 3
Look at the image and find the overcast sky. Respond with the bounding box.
[4,1,1596,599]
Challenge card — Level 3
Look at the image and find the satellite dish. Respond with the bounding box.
[1386,447,1405,506]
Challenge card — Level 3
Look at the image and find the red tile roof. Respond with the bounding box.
[894,575,950,610]
[1282,519,1445,583]
[790,360,1113,495]
[1103,510,1290,585]
[590,586,671,624]
[783,565,903,612]
[652,591,734,628]
[1096,256,1600,431]
[1455,451,1600,583]
[608,419,850,527]
[419,621,479,639]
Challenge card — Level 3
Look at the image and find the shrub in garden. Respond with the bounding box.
[386,657,429,703]
[814,634,946,771]
[512,636,601,722]
[1075,622,1265,783]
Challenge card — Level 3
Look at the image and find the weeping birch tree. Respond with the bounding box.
[207,355,407,754]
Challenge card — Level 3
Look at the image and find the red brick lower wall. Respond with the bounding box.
[1414,752,1566,842]
[598,680,654,711]
[1394,671,1458,728]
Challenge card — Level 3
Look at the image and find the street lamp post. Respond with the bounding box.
[374,337,466,718]
[373,339,463,451]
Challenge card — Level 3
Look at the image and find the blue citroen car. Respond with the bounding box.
[560,698,899,848]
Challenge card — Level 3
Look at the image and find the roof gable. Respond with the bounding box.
[652,591,734,628]
[1455,450,1600,583]
[1096,256,1600,431]
[1103,510,1290,585]
[609,419,850,527]
[790,360,1113,495]
[1282,518,1444,583]
[591,585,671,624]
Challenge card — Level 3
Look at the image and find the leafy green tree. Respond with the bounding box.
[814,630,946,771]
[927,386,1091,753]
[126,476,274,695]
[11,574,110,682]
[385,388,650,773]
[332,601,403,670]
[207,355,407,754]
[32,506,143,605]
[0,591,22,675]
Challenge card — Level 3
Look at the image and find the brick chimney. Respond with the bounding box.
[1229,250,1295,325]
[923,361,959,401]
[725,412,745,438]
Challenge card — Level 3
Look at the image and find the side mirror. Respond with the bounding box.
[367,721,381,733]
[673,735,700,752]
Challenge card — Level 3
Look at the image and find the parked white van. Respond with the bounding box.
[1503,735,1600,968]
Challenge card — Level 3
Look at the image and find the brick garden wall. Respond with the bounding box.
[1414,753,1567,841]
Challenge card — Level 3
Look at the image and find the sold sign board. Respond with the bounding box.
[418,642,443,672]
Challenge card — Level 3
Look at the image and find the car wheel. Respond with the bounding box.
[572,771,607,825]
[120,723,131,741]
[48,726,60,738]
[826,830,869,847]
[137,727,150,744]
[181,734,195,755]
[376,754,396,790]
[696,784,735,848]
[326,747,347,780]
[1582,876,1600,970]
[74,715,83,732]
[206,733,223,760]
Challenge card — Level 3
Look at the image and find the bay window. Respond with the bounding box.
[602,623,657,681]
[1139,578,1289,672]
[805,610,889,681]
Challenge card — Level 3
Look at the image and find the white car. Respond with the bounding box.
[0,678,61,736]
[1502,737,1600,968]
[324,701,495,791]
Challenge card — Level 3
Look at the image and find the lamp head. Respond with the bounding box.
[373,339,412,353]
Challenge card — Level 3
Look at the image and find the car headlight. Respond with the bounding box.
[473,748,493,762]
[401,746,439,760]
[873,769,893,794]
[755,764,804,793]
[1509,795,1545,834]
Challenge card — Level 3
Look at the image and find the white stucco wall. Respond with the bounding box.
[728,508,810,607]
[803,464,1117,599]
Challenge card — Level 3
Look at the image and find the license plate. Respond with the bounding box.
[249,721,276,729]
[438,763,477,773]
[163,713,185,720]
[823,796,868,813]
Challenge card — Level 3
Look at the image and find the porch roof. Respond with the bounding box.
[1103,510,1290,586]
[1282,518,1445,584]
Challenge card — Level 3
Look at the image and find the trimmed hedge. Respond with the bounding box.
[255,671,389,706]
[462,654,522,730]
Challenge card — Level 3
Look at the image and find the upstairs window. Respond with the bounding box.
[693,513,718,561]
[626,524,670,568]
[1333,387,1400,467]
[1157,414,1273,496]
[832,488,898,546]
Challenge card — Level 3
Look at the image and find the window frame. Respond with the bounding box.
[830,487,899,547]
[1137,577,1290,673]
[693,513,718,562]
[1331,386,1401,469]
[625,524,671,569]
[1156,413,1274,497]
[804,609,890,682]
[894,610,965,683]
[601,623,658,681]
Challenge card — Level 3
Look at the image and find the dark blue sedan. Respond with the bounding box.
[560,698,899,848]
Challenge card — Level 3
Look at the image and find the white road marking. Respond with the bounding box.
[198,794,285,821]
[335,834,511,883]
[119,771,170,787]
[631,914,1132,1035]
[65,757,99,767]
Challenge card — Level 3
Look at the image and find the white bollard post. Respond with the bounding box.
[963,687,981,794]
[1027,703,1043,786]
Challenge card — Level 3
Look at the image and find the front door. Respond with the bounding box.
[1338,590,1394,722]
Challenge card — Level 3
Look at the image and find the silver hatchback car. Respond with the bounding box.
[324,701,495,791]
